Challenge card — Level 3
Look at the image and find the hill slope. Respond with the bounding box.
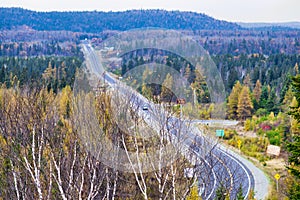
[0,7,241,32]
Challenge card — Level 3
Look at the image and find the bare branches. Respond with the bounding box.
[23,128,44,200]
[122,134,148,199]
[51,151,67,200]
[10,159,20,200]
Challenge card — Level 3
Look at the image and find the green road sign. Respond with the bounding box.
[216,129,225,137]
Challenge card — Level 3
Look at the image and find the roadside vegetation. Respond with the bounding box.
[220,81,300,199]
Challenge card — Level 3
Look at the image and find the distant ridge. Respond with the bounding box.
[0,7,241,32]
[238,22,300,30]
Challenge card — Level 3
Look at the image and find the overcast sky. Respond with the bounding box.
[1,0,299,23]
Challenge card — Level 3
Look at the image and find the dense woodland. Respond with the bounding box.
[1,8,240,32]
[0,7,300,199]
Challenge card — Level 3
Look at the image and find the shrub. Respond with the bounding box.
[256,108,268,117]
[266,130,281,145]
[244,119,251,131]
[224,129,236,140]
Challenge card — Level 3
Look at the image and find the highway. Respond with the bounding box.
[80,42,268,200]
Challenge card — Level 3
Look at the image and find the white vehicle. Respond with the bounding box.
[142,105,149,111]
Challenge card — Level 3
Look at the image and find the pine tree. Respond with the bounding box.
[280,74,293,103]
[259,85,269,108]
[42,61,57,91]
[215,183,228,200]
[59,61,67,88]
[286,74,300,199]
[253,80,262,102]
[290,97,300,135]
[228,68,238,89]
[266,89,279,114]
[237,86,253,120]
[236,184,244,200]
[227,81,242,119]
[282,87,294,112]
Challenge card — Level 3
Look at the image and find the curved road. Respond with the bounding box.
[81,42,269,199]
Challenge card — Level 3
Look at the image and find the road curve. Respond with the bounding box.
[218,145,270,200]
[80,42,269,199]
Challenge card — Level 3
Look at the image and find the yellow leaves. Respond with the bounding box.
[227,81,242,119]
[247,189,255,200]
[0,84,5,108]
[62,118,73,134]
[290,96,298,108]
[291,118,300,135]
[237,86,253,120]
[38,87,55,118]
[244,119,251,131]
[0,134,7,150]
[269,112,275,120]
[42,144,52,161]
[294,62,299,75]
[42,61,57,80]
[186,184,201,200]
[253,80,262,102]
[59,85,72,119]
[252,115,258,121]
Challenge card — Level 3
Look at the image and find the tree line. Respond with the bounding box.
[0,41,82,57]
[0,56,82,92]
[0,8,240,32]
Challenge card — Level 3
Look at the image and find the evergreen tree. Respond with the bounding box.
[227,81,242,119]
[237,86,253,120]
[228,68,238,89]
[290,97,300,135]
[280,74,292,103]
[191,69,209,104]
[286,74,300,199]
[215,183,228,200]
[266,89,279,114]
[259,85,269,108]
[236,184,244,200]
[282,87,294,112]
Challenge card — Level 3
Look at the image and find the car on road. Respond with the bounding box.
[142,105,149,111]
